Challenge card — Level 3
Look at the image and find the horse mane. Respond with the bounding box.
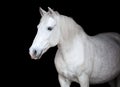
[58,15,85,41]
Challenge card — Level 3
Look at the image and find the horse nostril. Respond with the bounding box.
[33,49,37,56]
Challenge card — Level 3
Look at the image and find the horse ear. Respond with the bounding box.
[39,7,47,16]
[48,7,54,14]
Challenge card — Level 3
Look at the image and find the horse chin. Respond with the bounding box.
[37,54,43,59]
[31,54,42,60]
[36,51,44,60]
[30,55,40,60]
[32,57,40,60]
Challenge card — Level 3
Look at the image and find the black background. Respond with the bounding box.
[22,0,120,87]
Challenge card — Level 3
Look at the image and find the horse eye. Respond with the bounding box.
[48,27,53,31]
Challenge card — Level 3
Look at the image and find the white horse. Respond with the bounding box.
[29,7,120,87]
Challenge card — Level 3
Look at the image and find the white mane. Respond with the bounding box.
[58,15,86,42]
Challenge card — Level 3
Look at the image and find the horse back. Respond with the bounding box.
[96,32,120,46]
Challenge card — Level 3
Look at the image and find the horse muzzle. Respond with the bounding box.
[29,48,43,60]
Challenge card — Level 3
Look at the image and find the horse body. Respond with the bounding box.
[89,33,120,84]
[29,7,120,87]
[55,31,120,85]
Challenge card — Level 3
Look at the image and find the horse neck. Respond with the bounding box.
[58,15,88,52]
